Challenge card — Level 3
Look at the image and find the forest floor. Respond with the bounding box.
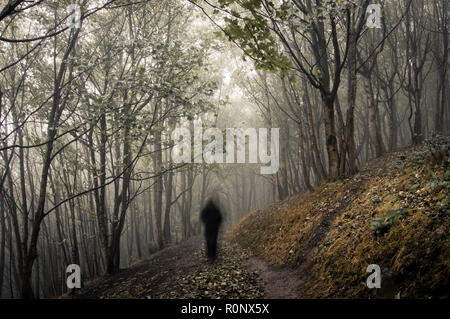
[229,145,399,298]
[232,136,449,298]
[67,234,305,299]
[67,236,266,299]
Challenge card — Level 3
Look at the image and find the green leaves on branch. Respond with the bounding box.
[216,0,291,75]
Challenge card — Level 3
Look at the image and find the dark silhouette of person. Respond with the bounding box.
[201,199,222,262]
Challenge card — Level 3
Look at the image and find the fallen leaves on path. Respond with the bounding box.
[159,244,264,299]
[70,238,264,299]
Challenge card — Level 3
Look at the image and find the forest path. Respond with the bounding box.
[243,255,304,298]
[71,236,203,298]
[69,235,275,299]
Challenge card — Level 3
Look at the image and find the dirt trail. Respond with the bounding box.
[67,232,306,299]
[70,236,204,298]
[244,256,304,298]
[70,235,317,299]
[67,235,260,298]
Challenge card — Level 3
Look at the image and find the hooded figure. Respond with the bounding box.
[200,199,222,261]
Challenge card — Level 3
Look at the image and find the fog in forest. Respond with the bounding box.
[0,0,448,300]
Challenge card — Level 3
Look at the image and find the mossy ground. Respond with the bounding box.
[231,137,449,298]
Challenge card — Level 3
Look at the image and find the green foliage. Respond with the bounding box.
[213,0,366,77]
[413,134,450,166]
[216,0,292,75]
[370,208,407,235]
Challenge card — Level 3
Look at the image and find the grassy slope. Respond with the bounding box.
[231,137,449,298]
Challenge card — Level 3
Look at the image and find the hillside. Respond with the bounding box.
[231,136,450,298]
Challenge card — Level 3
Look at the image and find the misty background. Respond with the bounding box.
[0,0,448,298]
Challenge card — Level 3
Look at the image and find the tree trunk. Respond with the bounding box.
[0,194,6,297]
[322,97,340,179]
[364,76,383,157]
